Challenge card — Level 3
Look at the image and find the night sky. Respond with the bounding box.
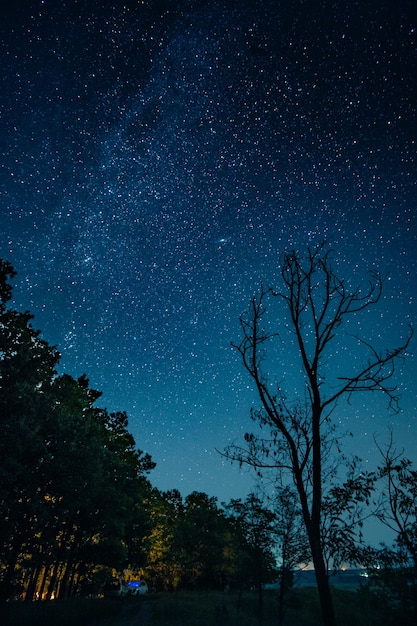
[1,0,416,527]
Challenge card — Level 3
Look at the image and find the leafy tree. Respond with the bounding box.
[144,489,244,593]
[358,544,416,626]
[0,260,155,601]
[0,259,15,310]
[267,485,310,625]
[7,373,154,601]
[320,465,374,572]
[226,493,277,619]
[0,260,60,601]
[375,440,417,572]
[39,390,155,599]
[225,245,411,626]
[144,489,185,591]
[173,491,232,590]
[360,438,417,623]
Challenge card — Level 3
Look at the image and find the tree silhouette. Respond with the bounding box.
[268,485,310,626]
[226,493,277,620]
[225,244,412,626]
[375,442,417,566]
[374,437,417,620]
[0,259,155,601]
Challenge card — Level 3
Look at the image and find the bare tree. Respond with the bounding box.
[225,244,412,626]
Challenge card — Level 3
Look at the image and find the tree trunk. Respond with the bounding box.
[310,531,336,626]
[278,571,285,626]
[24,561,42,601]
[0,540,22,603]
[68,563,81,597]
[257,578,263,623]
[311,394,336,626]
[58,560,72,599]
[297,457,336,626]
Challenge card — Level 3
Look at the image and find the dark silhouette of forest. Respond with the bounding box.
[0,253,416,626]
[0,259,278,605]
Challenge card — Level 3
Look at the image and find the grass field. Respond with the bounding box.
[146,588,390,626]
[0,596,124,626]
[0,586,412,626]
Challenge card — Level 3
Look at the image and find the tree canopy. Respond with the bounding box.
[0,259,277,602]
[0,260,155,601]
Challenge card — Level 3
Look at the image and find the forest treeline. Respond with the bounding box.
[0,259,280,602]
[1,256,417,626]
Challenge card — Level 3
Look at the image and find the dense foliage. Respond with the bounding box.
[0,260,277,602]
[0,259,154,601]
[1,257,416,626]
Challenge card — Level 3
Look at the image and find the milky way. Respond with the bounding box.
[1,1,416,518]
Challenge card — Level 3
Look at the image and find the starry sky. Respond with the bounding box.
[1,0,416,527]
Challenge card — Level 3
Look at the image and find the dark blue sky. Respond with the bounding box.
[1,0,416,539]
